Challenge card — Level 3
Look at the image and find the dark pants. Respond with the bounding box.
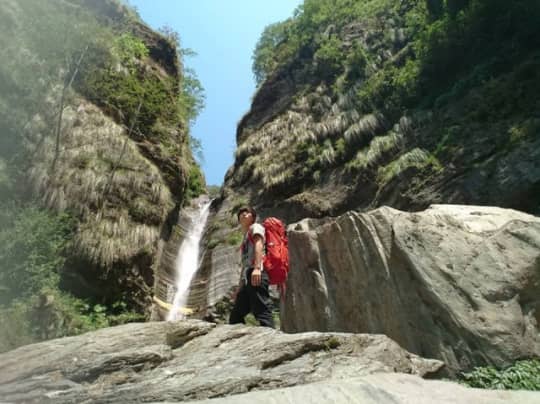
[229,268,274,328]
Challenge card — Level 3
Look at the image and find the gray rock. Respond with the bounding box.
[188,373,540,404]
[281,205,540,374]
[0,320,442,403]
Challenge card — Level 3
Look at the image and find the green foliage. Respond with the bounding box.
[251,0,395,85]
[75,25,206,173]
[342,43,369,86]
[0,0,104,163]
[252,19,295,85]
[178,67,206,127]
[252,0,540,121]
[314,36,345,81]
[244,313,259,326]
[185,165,206,201]
[356,59,420,117]
[508,119,540,145]
[158,25,206,127]
[0,204,74,305]
[77,34,179,135]
[0,1,207,354]
[459,360,540,391]
[415,0,540,101]
[114,33,149,66]
[0,288,144,353]
[226,231,243,246]
[189,135,204,164]
[0,203,144,353]
[206,238,220,250]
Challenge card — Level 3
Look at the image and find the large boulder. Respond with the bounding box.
[281,205,540,374]
[0,320,442,403]
[190,373,540,404]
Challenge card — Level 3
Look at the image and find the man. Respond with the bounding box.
[229,206,274,328]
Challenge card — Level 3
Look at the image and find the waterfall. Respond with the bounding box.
[167,199,212,321]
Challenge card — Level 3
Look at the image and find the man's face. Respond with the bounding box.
[238,211,253,228]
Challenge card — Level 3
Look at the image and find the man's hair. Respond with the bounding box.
[237,206,257,222]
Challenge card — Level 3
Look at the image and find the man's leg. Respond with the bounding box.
[247,269,274,328]
[229,285,250,324]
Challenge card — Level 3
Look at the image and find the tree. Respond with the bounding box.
[252,20,293,85]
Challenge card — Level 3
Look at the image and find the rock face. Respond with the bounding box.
[216,0,540,229]
[0,0,192,313]
[0,320,443,403]
[281,205,540,374]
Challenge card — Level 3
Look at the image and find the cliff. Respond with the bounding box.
[0,0,202,347]
[188,0,540,377]
[221,0,539,222]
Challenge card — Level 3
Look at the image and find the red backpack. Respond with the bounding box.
[248,217,289,288]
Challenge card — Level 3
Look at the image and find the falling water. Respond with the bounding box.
[167,199,212,321]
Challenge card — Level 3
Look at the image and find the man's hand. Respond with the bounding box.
[251,268,262,286]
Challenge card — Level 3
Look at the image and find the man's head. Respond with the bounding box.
[237,206,256,229]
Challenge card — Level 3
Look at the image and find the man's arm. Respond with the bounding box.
[251,234,264,286]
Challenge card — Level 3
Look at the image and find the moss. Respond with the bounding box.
[226,231,243,246]
[508,118,540,145]
[206,238,220,250]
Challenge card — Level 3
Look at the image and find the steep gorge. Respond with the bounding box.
[1,0,540,400]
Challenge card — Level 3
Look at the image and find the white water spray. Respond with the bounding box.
[167,200,212,321]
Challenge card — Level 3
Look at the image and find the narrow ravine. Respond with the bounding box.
[167,199,212,321]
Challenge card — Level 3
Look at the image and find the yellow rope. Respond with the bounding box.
[153,296,194,315]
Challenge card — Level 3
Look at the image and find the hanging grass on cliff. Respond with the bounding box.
[0,0,207,349]
[236,0,540,204]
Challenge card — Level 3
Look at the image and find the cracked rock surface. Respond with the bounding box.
[0,320,442,403]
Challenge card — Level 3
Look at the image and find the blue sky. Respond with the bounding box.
[128,0,303,186]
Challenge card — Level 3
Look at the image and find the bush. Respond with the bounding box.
[314,36,345,81]
[0,203,144,353]
[185,165,206,201]
[0,204,74,305]
[459,360,540,391]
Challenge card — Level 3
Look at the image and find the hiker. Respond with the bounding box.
[229,206,274,328]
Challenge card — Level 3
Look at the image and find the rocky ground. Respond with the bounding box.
[1,320,539,403]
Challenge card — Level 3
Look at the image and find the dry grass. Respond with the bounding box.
[349,131,404,170]
[233,83,391,190]
[344,113,386,145]
[75,210,159,268]
[377,148,432,184]
[26,97,174,268]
